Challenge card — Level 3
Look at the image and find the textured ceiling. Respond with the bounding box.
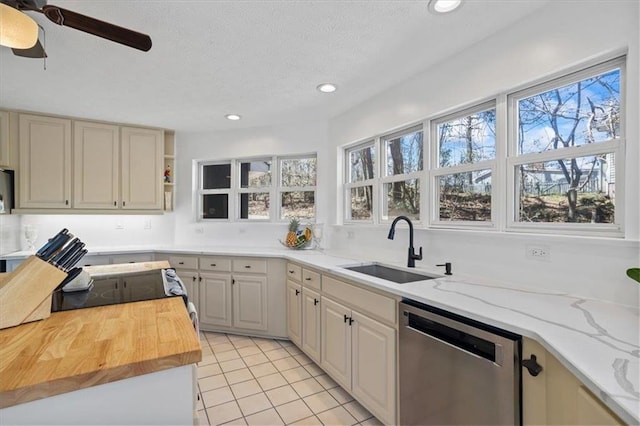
[0,0,550,133]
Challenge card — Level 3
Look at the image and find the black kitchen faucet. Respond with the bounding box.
[387,215,422,268]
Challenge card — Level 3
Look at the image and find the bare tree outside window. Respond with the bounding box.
[384,130,422,218]
[280,157,317,220]
[516,68,620,223]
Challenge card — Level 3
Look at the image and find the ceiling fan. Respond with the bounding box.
[0,0,152,58]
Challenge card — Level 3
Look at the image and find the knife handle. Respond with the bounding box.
[36,228,68,258]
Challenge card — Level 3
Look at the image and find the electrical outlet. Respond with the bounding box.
[115,220,124,230]
[526,245,550,261]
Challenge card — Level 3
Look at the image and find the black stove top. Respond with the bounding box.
[51,269,187,312]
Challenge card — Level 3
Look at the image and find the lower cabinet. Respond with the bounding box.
[522,338,624,425]
[301,286,321,363]
[199,272,233,328]
[232,274,268,331]
[286,280,302,346]
[321,295,396,425]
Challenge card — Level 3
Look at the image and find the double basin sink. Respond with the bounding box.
[342,263,438,284]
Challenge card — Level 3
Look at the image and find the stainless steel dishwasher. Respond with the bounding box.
[399,299,522,425]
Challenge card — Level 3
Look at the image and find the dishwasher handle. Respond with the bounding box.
[404,309,504,365]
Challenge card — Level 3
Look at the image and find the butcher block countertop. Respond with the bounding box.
[0,266,201,409]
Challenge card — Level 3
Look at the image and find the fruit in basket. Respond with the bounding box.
[286,218,300,246]
[304,227,312,241]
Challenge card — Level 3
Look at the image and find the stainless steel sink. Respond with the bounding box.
[343,263,437,284]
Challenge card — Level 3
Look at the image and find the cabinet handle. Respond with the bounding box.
[124,281,127,288]
[114,201,117,206]
[123,201,126,207]
[232,279,235,285]
[288,270,295,273]
[192,276,196,282]
[65,200,69,205]
[211,263,216,267]
[199,276,202,282]
[115,282,118,289]
[305,277,312,281]
[348,317,354,326]
[178,262,184,265]
[344,314,349,323]
[522,355,543,377]
[295,289,300,295]
[314,298,319,306]
[244,265,251,269]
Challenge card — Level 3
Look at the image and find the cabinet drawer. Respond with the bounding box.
[200,256,232,272]
[286,263,302,282]
[168,255,198,269]
[233,258,267,274]
[323,275,396,325]
[302,268,321,291]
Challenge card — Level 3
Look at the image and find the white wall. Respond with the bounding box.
[327,1,640,306]
[172,120,330,246]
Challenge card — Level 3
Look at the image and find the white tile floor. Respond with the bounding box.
[196,331,383,426]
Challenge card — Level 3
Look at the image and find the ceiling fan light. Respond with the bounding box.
[0,4,39,49]
[428,0,462,14]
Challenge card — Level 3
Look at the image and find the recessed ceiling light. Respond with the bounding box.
[317,83,337,93]
[428,0,462,14]
[225,114,241,121]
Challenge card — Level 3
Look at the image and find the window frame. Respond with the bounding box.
[344,140,377,224]
[429,101,498,229]
[196,153,317,223]
[506,57,625,236]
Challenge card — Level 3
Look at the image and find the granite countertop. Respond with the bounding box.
[2,245,638,423]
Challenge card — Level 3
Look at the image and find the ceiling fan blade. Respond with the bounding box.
[41,5,152,52]
[12,39,47,58]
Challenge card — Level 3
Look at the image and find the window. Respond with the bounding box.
[344,126,424,223]
[345,141,376,222]
[431,104,496,226]
[340,56,624,237]
[381,126,423,221]
[197,154,316,222]
[279,156,317,220]
[508,58,623,233]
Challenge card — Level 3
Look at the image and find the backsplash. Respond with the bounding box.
[0,214,20,255]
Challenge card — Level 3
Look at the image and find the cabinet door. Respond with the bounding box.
[19,114,72,208]
[121,127,163,210]
[320,296,351,389]
[233,274,268,331]
[199,272,232,328]
[301,287,321,363]
[175,269,199,310]
[286,280,302,346]
[0,110,10,168]
[351,311,396,425]
[73,121,120,209]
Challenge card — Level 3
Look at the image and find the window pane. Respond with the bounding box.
[203,164,231,189]
[349,145,375,183]
[240,161,271,188]
[518,153,615,223]
[240,193,270,219]
[518,69,620,155]
[281,191,315,220]
[202,194,228,219]
[385,130,423,176]
[350,186,373,220]
[438,170,492,222]
[281,158,317,187]
[438,109,496,167]
[383,179,419,221]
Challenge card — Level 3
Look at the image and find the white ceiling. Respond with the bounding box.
[0,0,550,133]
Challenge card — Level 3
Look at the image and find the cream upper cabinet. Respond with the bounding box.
[73,121,120,209]
[19,114,72,208]
[121,126,163,210]
[0,111,10,168]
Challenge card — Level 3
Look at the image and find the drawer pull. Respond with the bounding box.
[305,277,312,281]
[178,261,184,265]
[288,270,295,273]
[211,263,216,267]
[245,265,251,269]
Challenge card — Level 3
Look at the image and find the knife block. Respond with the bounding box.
[0,256,67,330]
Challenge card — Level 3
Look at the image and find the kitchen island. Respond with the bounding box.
[0,263,202,425]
